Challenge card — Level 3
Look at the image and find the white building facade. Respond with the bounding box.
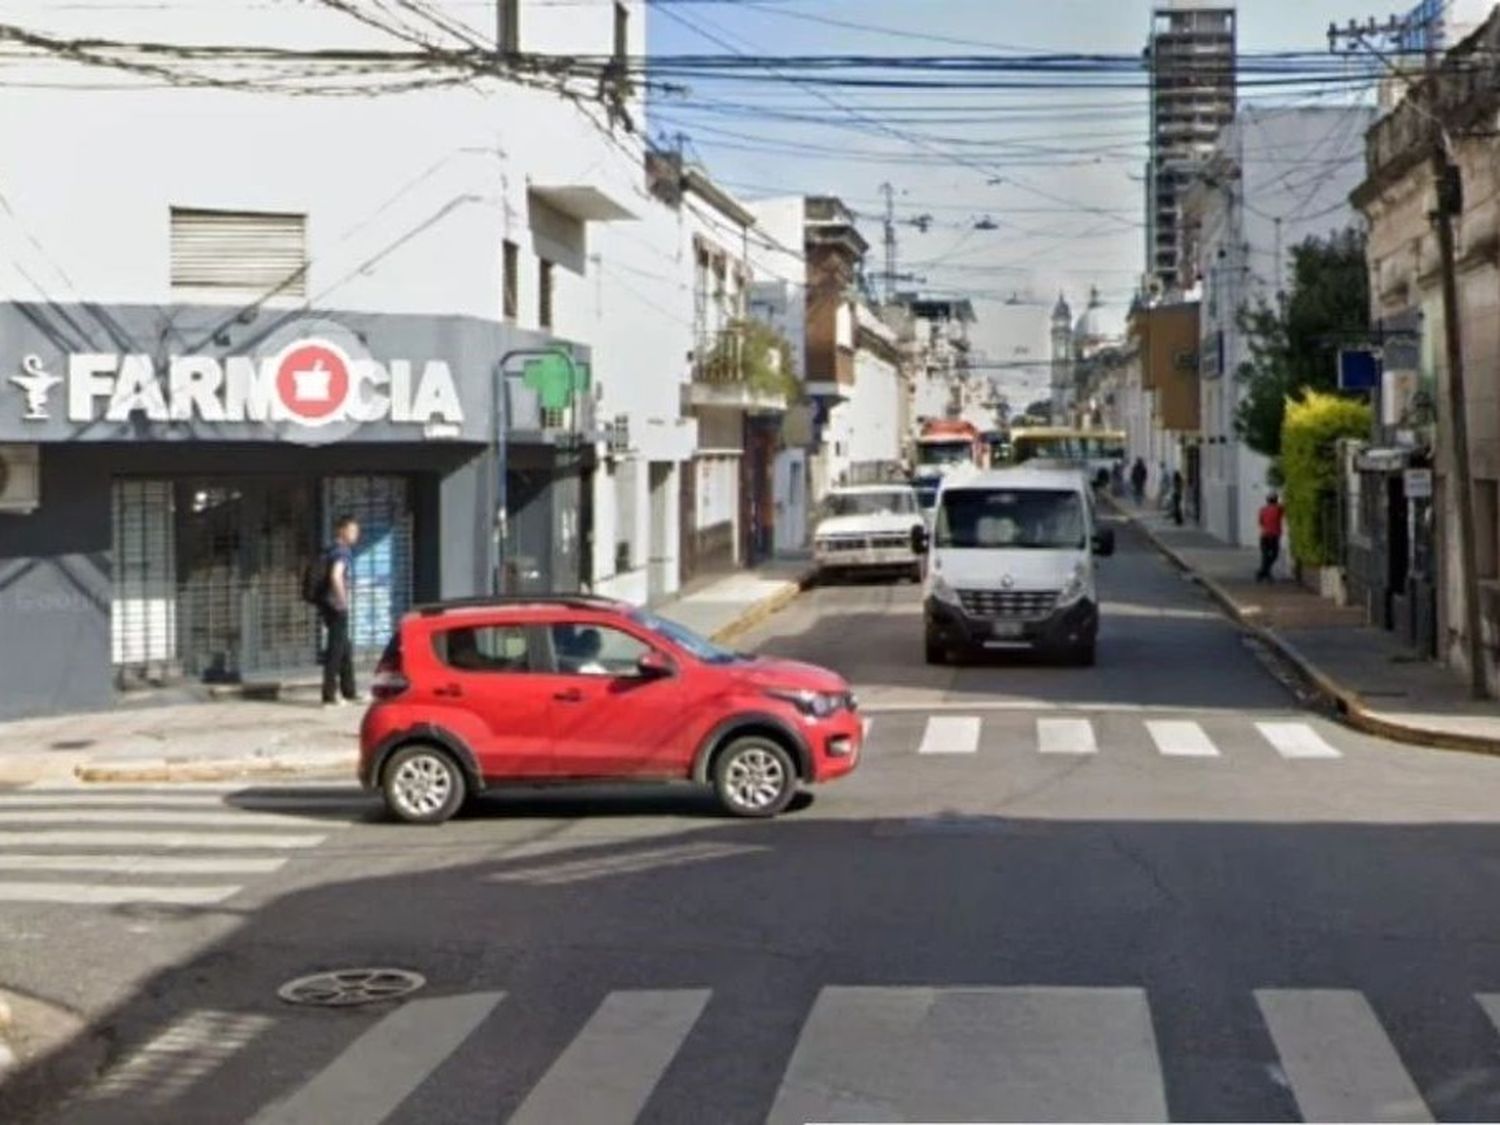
[1192,106,1375,546]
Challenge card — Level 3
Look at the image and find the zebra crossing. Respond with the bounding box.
[0,785,364,907]
[63,982,1500,1123]
[861,713,1346,762]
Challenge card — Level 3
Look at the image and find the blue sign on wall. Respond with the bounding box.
[1338,349,1382,392]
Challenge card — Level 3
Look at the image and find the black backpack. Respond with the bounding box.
[300,554,328,606]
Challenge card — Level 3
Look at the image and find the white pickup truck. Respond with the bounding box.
[813,484,926,583]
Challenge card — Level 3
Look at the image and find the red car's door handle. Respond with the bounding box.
[433,683,463,699]
[554,688,584,703]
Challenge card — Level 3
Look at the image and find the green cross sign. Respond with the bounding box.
[522,354,590,411]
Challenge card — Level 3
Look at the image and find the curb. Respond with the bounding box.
[707,569,817,647]
[1109,499,1500,759]
[75,748,357,785]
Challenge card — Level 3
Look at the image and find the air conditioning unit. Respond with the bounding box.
[608,414,631,455]
[0,445,40,514]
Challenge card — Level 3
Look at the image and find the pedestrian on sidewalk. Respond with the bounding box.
[1170,470,1185,526]
[1129,458,1148,505]
[1256,492,1285,583]
[320,515,361,706]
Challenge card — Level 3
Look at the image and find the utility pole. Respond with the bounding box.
[1331,9,1488,697]
[879,182,897,303]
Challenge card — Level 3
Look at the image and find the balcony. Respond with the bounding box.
[688,324,792,414]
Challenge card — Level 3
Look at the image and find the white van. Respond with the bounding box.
[916,467,1115,666]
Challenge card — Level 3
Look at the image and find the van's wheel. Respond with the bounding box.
[713,736,797,818]
[382,743,466,824]
[1068,640,1097,668]
[925,635,948,665]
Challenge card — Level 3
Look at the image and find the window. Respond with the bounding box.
[551,623,650,677]
[170,208,307,301]
[937,489,1086,551]
[613,1,628,66]
[539,257,554,330]
[502,240,518,321]
[822,490,917,518]
[631,609,740,664]
[498,0,519,53]
[433,625,533,673]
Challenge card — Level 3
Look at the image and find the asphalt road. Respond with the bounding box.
[8,517,1500,1123]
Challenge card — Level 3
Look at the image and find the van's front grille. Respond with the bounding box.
[958,589,1059,619]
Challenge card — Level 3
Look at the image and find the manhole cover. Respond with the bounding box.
[277,968,426,1007]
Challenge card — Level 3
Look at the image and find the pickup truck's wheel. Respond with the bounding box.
[713,736,797,818]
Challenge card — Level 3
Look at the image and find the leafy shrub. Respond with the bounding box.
[1281,391,1370,566]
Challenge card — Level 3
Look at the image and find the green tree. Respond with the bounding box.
[1282,391,1371,566]
[1235,228,1370,459]
[704,318,797,400]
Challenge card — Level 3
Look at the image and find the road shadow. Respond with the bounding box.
[8,812,1500,1123]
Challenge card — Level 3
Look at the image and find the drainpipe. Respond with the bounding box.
[490,346,583,595]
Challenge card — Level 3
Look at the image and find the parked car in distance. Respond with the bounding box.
[813,484,927,583]
[359,596,862,824]
[916,467,1115,667]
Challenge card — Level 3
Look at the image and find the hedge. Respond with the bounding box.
[1281,391,1370,566]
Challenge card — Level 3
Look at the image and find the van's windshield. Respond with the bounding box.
[936,488,1085,550]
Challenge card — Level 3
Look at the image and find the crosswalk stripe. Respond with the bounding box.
[1037,718,1098,756]
[1146,720,1220,758]
[0,809,330,828]
[917,716,981,755]
[770,986,1167,1123]
[249,991,505,1125]
[509,990,711,1125]
[0,854,286,875]
[0,881,241,906]
[0,829,326,850]
[83,1009,275,1106]
[1256,989,1432,1122]
[1256,721,1342,760]
[0,792,233,808]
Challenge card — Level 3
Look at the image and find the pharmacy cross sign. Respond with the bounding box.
[522,353,591,411]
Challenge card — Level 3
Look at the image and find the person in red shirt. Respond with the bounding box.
[1256,493,1285,583]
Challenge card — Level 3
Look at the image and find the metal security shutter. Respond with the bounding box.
[170,208,307,299]
[323,476,414,658]
[112,480,178,679]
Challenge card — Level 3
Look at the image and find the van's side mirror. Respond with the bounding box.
[637,651,675,679]
[911,524,930,554]
[1092,528,1116,557]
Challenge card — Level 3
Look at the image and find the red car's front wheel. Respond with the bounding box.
[713,737,797,818]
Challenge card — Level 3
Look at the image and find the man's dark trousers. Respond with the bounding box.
[321,608,356,702]
[1258,534,1280,582]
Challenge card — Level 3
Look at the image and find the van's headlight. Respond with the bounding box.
[1057,562,1091,607]
[929,574,962,606]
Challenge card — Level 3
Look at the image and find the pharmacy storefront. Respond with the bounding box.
[0,303,571,718]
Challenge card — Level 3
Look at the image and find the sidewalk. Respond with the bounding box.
[0,561,814,787]
[1113,499,1500,755]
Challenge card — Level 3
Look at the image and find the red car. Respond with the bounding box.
[358,595,861,823]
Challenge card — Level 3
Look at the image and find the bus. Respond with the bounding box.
[1005,427,1127,486]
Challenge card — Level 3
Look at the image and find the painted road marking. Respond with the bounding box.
[509,990,711,1125]
[769,986,1167,1123]
[249,992,506,1125]
[1256,721,1343,760]
[0,829,326,849]
[1256,989,1431,1122]
[83,1009,274,1107]
[1146,720,1220,758]
[0,854,286,876]
[1037,718,1098,756]
[0,881,241,906]
[917,716,981,756]
[0,809,328,828]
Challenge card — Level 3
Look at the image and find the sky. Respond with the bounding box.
[645,0,1395,407]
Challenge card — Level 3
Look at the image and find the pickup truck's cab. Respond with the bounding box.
[813,484,926,583]
[917,467,1115,666]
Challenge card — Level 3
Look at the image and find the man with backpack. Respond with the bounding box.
[308,515,361,706]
